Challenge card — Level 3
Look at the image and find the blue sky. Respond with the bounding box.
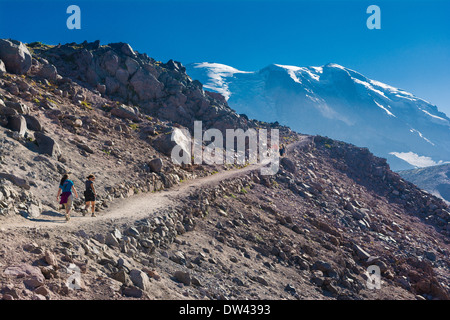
[1,0,449,114]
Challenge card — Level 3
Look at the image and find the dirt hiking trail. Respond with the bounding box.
[1,136,313,232]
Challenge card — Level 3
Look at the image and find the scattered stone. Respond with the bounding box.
[105,233,120,247]
[174,271,191,286]
[121,285,143,298]
[129,269,151,291]
[148,158,163,173]
[44,250,58,268]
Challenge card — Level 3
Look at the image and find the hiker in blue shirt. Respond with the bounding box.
[56,173,79,222]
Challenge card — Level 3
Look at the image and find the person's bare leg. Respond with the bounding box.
[91,201,96,217]
[65,195,73,221]
[83,202,90,216]
[64,204,70,221]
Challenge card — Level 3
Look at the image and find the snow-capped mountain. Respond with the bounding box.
[399,164,450,204]
[186,62,450,170]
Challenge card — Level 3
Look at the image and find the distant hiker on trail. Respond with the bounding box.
[279,144,286,157]
[56,173,79,222]
[83,174,97,217]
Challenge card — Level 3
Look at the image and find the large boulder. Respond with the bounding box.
[7,115,27,136]
[34,132,61,159]
[125,57,140,76]
[173,271,191,286]
[115,68,129,85]
[4,263,45,282]
[129,270,151,291]
[102,50,119,76]
[0,39,32,75]
[0,172,30,189]
[105,76,120,95]
[38,63,58,81]
[5,101,29,114]
[148,158,163,173]
[24,114,43,131]
[0,106,18,117]
[110,104,139,121]
[129,68,164,101]
[121,43,136,57]
[152,128,191,157]
[280,157,296,174]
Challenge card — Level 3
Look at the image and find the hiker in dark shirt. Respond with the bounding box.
[279,144,286,157]
[83,174,97,217]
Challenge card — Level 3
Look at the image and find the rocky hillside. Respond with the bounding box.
[0,39,449,301]
[0,38,290,219]
[27,40,250,132]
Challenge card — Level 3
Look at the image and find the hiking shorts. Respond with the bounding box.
[84,191,96,202]
[60,192,73,208]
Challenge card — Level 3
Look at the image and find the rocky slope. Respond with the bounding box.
[399,164,450,204]
[0,39,448,300]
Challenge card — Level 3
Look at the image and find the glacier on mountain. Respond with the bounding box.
[187,62,450,170]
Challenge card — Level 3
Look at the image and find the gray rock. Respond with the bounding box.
[105,76,120,95]
[152,128,190,157]
[129,68,164,101]
[280,157,297,173]
[38,63,58,81]
[285,284,297,295]
[105,233,120,247]
[102,50,119,76]
[4,263,45,282]
[113,228,123,240]
[0,173,30,190]
[115,68,129,85]
[353,243,371,260]
[174,270,191,286]
[27,203,42,218]
[191,276,202,287]
[170,251,187,265]
[5,101,29,114]
[110,104,139,121]
[0,39,32,74]
[125,57,140,76]
[34,132,61,159]
[424,251,436,262]
[111,269,130,284]
[96,84,106,94]
[7,115,27,136]
[23,278,44,290]
[254,276,268,286]
[121,43,136,57]
[0,106,18,117]
[125,227,140,238]
[129,269,151,291]
[24,115,43,131]
[311,271,324,286]
[148,158,163,173]
[121,285,143,298]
